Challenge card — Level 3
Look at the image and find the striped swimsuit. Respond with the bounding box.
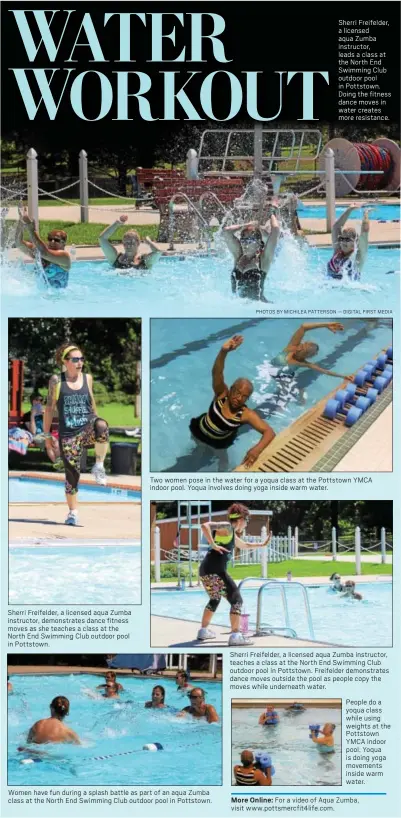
[190,396,244,449]
[234,768,260,786]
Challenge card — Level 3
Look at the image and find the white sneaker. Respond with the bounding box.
[65,510,79,526]
[197,628,216,641]
[91,463,107,486]
[228,632,254,646]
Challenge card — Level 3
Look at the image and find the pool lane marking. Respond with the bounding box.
[150,319,264,369]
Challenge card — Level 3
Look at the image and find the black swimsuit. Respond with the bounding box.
[114,253,148,271]
[232,261,266,301]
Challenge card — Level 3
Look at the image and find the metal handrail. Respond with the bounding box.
[168,191,209,250]
[255,581,315,640]
[198,129,323,170]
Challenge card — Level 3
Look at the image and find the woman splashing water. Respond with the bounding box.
[44,342,109,526]
[223,216,280,301]
[197,503,271,646]
[99,214,162,272]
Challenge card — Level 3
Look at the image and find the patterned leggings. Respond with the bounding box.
[60,417,109,495]
[199,571,243,615]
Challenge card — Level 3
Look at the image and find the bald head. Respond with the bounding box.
[241,750,254,767]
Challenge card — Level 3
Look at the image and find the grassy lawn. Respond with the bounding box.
[152,558,392,583]
[8,220,159,246]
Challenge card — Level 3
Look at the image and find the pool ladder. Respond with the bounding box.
[237,577,315,640]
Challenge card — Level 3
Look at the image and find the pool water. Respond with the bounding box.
[151,582,392,646]
[2,241,399,312]
[9,544,141,604]
[150,317,392,472]
[232,706,341,786]
[8,674,222,785]
[297,203,400,221]
[9,477,140,503]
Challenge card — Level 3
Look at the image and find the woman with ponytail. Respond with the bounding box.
[44,341,109,525]
[197,503,271,646]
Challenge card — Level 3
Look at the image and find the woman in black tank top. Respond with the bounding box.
[197,503,272,647]
[43,342,109,526]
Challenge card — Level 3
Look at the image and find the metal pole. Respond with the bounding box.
[254,123,263,178]
[294,526,299,557]
[26,148,39,227]
[261,541,267,579]
[381,527,386,564]
[186,148,198,179]
[79,149,89,223]
[154,526,161,582]
[332,527,337,561]
[355,526,361,575]
[325,147,336,233]
[287,526,292,557]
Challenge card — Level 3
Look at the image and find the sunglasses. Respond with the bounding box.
[48,235,65,243]
[189,694,203,700]
[339,236,354,243]
[67,356,85,363]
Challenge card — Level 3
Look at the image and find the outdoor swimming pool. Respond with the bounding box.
[150,317,393,472]
[2,242,399,312]
[151,582,392,646]
[232,706,342,786]
[9,543,141,604]
[9,477,140,503]
[297,203,400,221]
[8,674,222,785]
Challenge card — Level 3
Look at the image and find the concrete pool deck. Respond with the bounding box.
[151,574,391,591]
[9,469,141,491]
[8,502,141,540]
[7,666,222,681]
[333,403,392,472]
[150,615,340,648]
[232,699,341,708]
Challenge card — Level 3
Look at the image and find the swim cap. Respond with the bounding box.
[143,743,164,751]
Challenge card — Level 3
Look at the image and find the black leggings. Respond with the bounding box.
[59,417,109,495]
[199,571,243,615]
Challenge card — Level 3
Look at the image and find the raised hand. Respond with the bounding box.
[119,214,129,223]
[327,323,344,334]
[222,335,244,352]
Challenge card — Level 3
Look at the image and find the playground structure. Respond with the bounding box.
[2,126,399,250]
[235,346,393,474]
[152,502,392,588]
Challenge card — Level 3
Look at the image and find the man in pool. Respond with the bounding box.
[102,681,120,699]
[234,750,272,786]
[96,670,124,692]
[16,209,71,288]
[310,723,335,752]
[285,702,306,712]
[7,676,13,693]
[277,322,353,380]
[178,688,219,723]
[98,214,162,271]
[175,669,193,693]
[328,206,370,281]
[20,696,80,745]
[190,334,275,468]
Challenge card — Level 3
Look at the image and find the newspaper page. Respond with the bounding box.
[1,2,400,817]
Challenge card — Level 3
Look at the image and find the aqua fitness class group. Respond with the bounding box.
[233,703,336,787]
[16,201,371,300]
[10,669,219,762]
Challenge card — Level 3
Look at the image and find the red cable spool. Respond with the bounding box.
[319,138,400,196]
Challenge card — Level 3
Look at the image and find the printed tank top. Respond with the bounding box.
[42,262,69,289]
[57,373,94,437]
